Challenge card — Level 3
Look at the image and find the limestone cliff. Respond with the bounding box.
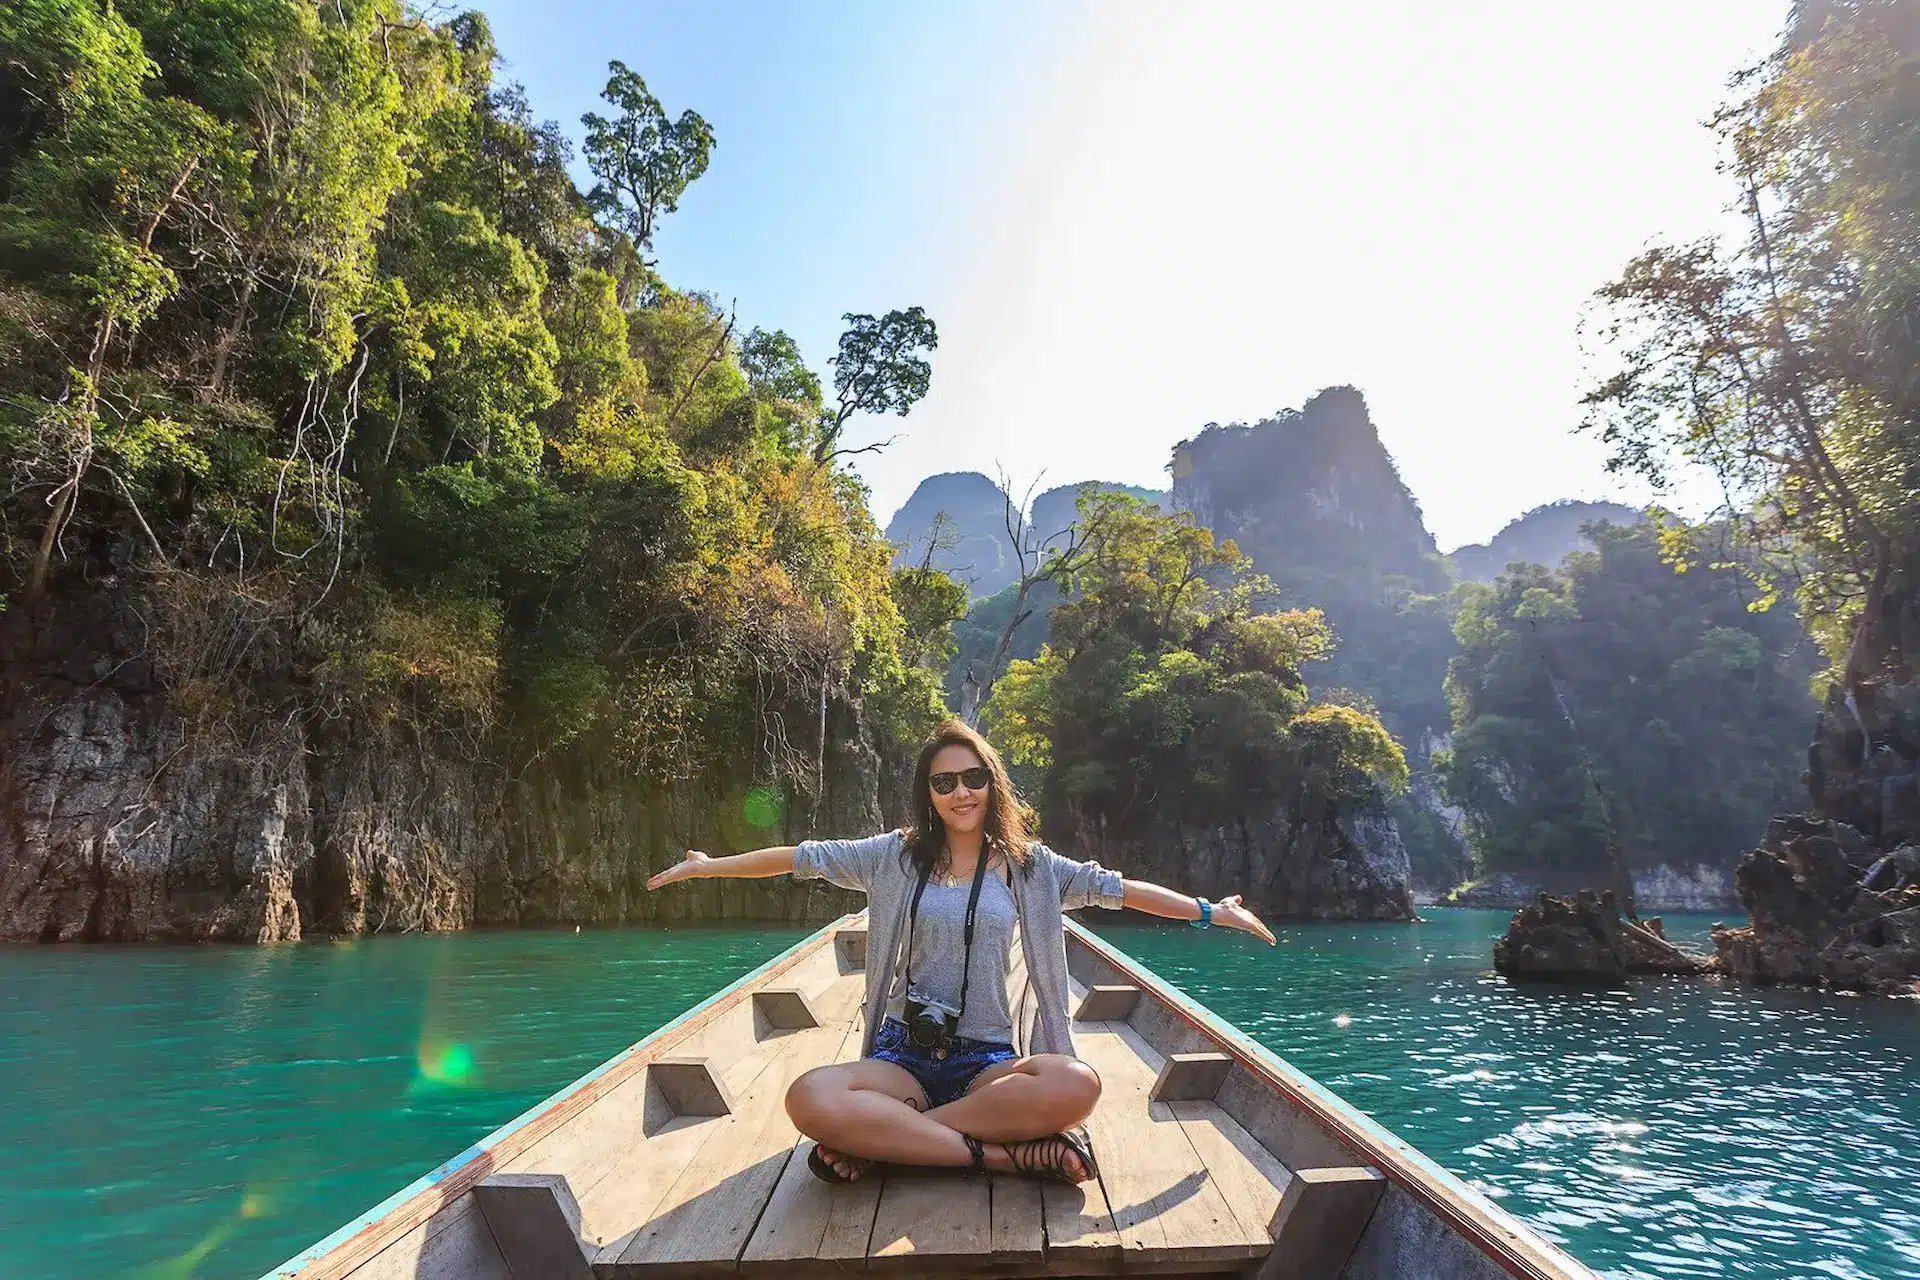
[1169,387,1463,886]
[1067,795,1414,922]
[0,584,881,942]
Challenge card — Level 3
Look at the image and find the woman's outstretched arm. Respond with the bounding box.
[1121,878,1277,945]
[646,846,796,890]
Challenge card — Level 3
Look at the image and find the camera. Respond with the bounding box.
[904,988,962,1056]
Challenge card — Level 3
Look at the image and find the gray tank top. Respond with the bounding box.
[884,862,1017,1045]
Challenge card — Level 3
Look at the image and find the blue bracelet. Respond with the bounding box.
[1191,896,1211,928]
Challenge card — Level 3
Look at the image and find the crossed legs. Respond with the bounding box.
[783,1053,1100,1180]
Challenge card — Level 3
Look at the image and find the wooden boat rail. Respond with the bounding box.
[265,912,1598,1280]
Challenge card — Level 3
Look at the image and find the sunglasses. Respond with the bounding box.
[930,766,992,795]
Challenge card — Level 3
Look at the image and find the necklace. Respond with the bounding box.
[938,850,991,887]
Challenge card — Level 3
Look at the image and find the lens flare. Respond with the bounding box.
[743,786,784,829]
[138,1183,274,1278]
[416,1037,476,1087]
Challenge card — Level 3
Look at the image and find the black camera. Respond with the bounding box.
[904,988,962,1056]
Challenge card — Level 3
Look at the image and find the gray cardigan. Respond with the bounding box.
[793,832,1126,1058]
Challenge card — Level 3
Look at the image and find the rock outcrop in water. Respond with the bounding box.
[1072,798,1416,922]
[1712,816,1920,995]
[1709,570,1920,995]
[1494,890,1713,982]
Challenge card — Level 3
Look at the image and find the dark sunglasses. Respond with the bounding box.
[930,766,992,795]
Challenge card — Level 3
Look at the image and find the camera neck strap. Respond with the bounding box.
[904,844,994,1019]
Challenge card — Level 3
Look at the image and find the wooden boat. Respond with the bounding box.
[265,914,1597,1279]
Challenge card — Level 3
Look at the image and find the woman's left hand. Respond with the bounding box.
[1214,894,1276,945]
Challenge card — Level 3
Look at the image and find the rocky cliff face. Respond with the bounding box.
[0,585,880,943]
[1169,387,1463,884]
[1710,568,1920,991]
[1069,797,1414,921]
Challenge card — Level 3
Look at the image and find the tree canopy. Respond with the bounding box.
[1580,0,1920,683]
[0,2,948,817]
[984,492,1407,845]
[1440,522,1818,875]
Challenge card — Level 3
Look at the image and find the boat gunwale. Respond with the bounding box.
[260,913,861,1280]
[1066,918,1596,1280]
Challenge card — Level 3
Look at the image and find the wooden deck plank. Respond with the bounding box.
[1167,1100,1292,1252]
[866,1167,993,1272]
[989,1173,1046,1269]
[1073,1022,1269,1268]
[1039,1176,1123,1273]
[738,1020,881,1274]
[607,1022,850,1273]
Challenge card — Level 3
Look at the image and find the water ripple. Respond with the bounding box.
[1097,910,1920,1280]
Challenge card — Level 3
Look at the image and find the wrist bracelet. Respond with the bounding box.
[1190,896,1211,928]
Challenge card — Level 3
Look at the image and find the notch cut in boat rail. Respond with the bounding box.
[1072,983,1141,1021]
[647,1057,732,1118]
[753,987,821,1030]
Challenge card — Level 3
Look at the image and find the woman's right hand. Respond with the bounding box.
[646,850,714,891]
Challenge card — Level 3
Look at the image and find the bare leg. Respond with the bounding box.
[928,1054,1100,1181]
[788,1054,1101,1182]
[785,1059,973,1176]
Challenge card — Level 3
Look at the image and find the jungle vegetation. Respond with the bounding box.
[1439,521,1819,874]
[0,1,953,801]
[984,492,1409,848]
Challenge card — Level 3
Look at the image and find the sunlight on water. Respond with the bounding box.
[4,912,1918,1280]
[1095,910,1920,1280]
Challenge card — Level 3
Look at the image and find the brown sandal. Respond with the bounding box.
[1001,1126,1097,1184]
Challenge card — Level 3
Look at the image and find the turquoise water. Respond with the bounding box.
[2,911,1917,1279]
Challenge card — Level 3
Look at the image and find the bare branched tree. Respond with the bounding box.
[962,473,1101,725]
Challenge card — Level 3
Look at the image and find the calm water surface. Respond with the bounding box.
[3,910,1917,1279]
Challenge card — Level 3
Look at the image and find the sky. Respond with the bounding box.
[474,1,1790,551]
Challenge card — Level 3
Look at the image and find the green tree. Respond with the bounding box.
[581,60,713,259]
[814,306,938,462]
[1580,0,1920,692]
[1440,522,1818,879]
[985,493,1406,847]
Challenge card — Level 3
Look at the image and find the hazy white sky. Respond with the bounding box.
[889,3,1787,549]
[480,1,1788,550]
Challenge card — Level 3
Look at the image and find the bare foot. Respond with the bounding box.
[815,1144,874,1181]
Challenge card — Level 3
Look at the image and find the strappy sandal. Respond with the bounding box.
[961,1133,988,1175]
[806,1142,876,1184]
[1001,1126,1098,1184]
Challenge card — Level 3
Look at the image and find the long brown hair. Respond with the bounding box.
[902,718,1032,878]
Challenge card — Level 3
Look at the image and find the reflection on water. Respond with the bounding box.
[0,928,806,1280]
[4,911,1917,1279]
[1094,910,1920,1280]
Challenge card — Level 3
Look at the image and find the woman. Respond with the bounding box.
[646,718,1274,1185]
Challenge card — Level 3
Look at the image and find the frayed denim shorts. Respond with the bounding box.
[869,1016,1018,1108]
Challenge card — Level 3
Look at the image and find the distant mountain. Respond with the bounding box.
[1029,482,1168,543]
[884,472,1018,594]
[886,474,1167,598]
[1447,500,1645,583]
[1172,386,1453,741]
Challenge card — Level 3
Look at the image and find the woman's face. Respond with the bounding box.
[928,744,990,836]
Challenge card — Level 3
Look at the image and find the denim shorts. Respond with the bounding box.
[869,1017,1018,1108]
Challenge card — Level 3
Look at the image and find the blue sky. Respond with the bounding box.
[474,1,1788,549]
